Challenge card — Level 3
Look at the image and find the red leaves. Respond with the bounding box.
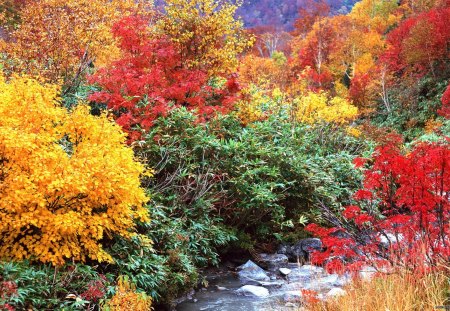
[88,15,238,141]
[307,139,450,273]
[352,157,367,168]
[382,7,450,76]
[80,275,108,302]
[348,73,371,107]
[0,280,17,311]
[438,82,450,118]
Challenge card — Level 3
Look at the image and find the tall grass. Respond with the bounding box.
[308,269,449,311]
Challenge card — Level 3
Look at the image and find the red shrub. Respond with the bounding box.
[307,140,450,273]
[438,82,450,118]
[88,15,238,141]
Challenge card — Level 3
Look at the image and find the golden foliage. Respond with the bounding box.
[295,91,358,124]
[158,0,254,76]
[239,54,289,89]
[236,85,290,125]
[0,75,149,265]
[1,0,151,82]
[103,276,152,311]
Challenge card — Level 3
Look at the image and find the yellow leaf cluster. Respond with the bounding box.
[236,85,289,124]
[1,0,152,82]
[158,0,254,76]
[295,91,358,124]
[0,75,149,266]
[103,276,152,311]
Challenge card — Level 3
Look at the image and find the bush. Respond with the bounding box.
[0,76,149,265]
[138,108,367,243]
[307,137,450,273]
[0,261,111,310]
[102,276,152,311]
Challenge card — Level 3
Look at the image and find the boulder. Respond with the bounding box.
[237,260,270,284]
[287,265,324,282]
[258,253,289,270]
[236,285,270,298]
[277,242,307,262]
[279,267,292,276]
[258,280,285,288]
[277,238,322,262]
[300,238,322,253]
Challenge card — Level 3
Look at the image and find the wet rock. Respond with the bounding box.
[258,253,289,270]
[326,287,347,298]
[278,242,307,262]
[279,267,291,275]
[236,285,270,298]
[277,238,322,262]
[317,274,341,287]
[258,280,284,288]
[300,238,322,254]
[237,260,270,284]
[215,285,227,291]
[287,265,324,282]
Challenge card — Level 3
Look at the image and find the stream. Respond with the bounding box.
[175,258,351,311]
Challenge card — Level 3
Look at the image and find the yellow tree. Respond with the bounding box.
[295,91,358,124]
[158,0,254,76]
[0,75,149,265]
[1,0,151,83]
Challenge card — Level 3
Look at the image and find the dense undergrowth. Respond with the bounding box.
[0,0,449,309]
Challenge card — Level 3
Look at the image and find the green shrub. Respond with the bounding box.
[0,261,111,310]
[138,108,368,243]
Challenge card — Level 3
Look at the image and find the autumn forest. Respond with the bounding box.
[0,0,449,309]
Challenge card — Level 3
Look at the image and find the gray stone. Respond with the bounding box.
[279,268,292,275]
[277,242,307,262]
[258,280,284,288]
[277,238,322,262]
[317,274,340,287]
[236,285,270,298]
[287,264,324,282]
[215,286,227,291]
[237,260,270,284]
[258,253,289,270]
[300,238,322,253]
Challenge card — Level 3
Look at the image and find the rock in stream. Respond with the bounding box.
[176,257,350,311]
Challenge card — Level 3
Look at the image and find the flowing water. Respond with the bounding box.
[175,267,288,311]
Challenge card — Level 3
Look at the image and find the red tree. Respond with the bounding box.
[438,82,450,118]
[88,15,238,141]
[307,137,450,273]
[382,7,450,77]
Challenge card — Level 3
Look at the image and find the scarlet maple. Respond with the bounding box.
[89,15,238,141]
[307,139,450,273]
[438,82,450,118]
[382,7,450,77]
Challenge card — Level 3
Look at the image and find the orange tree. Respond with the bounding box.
[1,0,150,84]
[0,75,149,265]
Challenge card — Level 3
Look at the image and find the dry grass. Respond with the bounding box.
[308,269,449,311]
